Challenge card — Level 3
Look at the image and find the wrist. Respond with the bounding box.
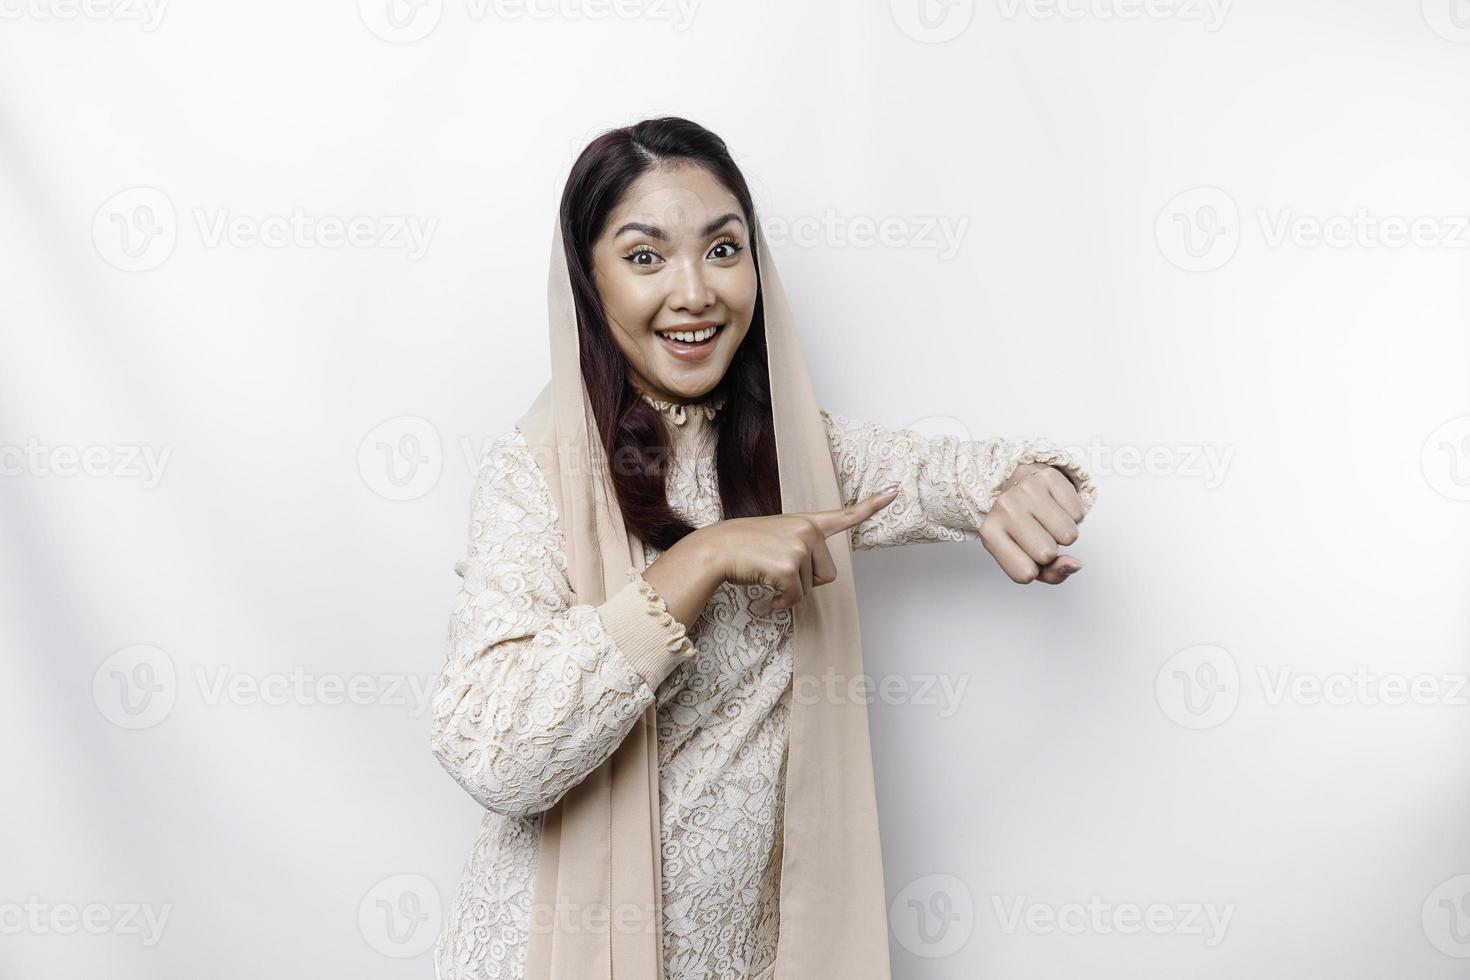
[1000,461,1052,495]
[682,527,728,591]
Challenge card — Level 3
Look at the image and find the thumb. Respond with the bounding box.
[1036,554,1083,585]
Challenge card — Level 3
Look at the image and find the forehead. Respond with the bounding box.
[608,163,741,236]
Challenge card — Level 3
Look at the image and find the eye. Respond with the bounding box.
[622,236,743,268]
[624,245,662,267]
[709,236,743,260]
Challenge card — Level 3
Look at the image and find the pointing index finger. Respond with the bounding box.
[806,486,900,537]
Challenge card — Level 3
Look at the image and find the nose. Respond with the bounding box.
[668,256,716,314]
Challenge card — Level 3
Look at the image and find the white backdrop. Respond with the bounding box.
[4,1,1469,976]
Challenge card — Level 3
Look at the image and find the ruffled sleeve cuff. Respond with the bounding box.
[597,567,698,691]
[999,441,1100,515]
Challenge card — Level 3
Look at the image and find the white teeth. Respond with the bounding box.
[659,325,717,343]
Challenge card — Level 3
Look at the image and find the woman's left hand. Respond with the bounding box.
[980,463,1088,585]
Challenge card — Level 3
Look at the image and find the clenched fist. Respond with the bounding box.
[981,463,1088,585]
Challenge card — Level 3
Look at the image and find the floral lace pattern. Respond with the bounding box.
[430,399,1095,980]
[637,389,728,426]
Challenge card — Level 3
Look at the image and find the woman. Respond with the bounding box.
[429,116,1098,980]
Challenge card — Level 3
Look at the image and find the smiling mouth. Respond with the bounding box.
[655,323,724,354]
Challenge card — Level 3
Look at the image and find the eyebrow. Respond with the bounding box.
[613,212,745,241]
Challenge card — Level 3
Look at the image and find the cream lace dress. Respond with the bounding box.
[429,390,1097,980]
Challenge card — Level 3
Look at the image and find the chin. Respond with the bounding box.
[661,376,722,401]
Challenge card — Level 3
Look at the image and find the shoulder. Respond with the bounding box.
[472,427,536,485]
[466,427,562,548]
[818,406,883,447]
[818,406,883,430]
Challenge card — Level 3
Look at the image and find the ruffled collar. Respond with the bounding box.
[636,389,727,426]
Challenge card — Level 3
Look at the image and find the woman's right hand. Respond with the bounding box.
[696,487,900,610]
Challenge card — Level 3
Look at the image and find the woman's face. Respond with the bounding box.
[590,162,757,405]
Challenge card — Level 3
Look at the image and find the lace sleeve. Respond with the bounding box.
[820,408,1098,553]
[429,431,696,817]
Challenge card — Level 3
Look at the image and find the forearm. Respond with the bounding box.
[430,597,657,815]
[432,430,700,815]
[640,529,725,630]
[822,408,1098,551]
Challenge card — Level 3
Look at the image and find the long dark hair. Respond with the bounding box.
[558,116,781,552]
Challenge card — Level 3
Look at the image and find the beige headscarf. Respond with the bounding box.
[515,205,891,979]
